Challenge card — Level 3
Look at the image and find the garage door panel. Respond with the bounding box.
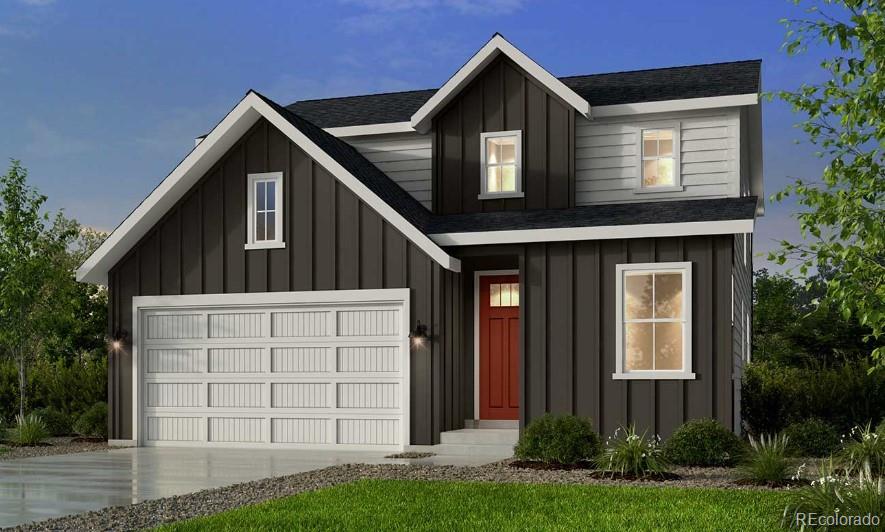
[271,347,329,372]
[138,294,408,449]
[208,312,264,338]
[271,311,330,337]
[271,382,330,408]
[147,348,201,373]
[208,347,264,373]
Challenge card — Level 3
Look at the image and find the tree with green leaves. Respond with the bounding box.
[0,160,77,418]
[772,0,885,365]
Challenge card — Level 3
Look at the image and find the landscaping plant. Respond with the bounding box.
[32,406,72,437]
[783,459,884,530]
[74,401,108,439]
[839,423,885,475]
[600,425,668,477]
[662,418,745,467]
[513,413,601,465]
[738,434,791,485]
[782,418,841,458]
[14,413,48,446]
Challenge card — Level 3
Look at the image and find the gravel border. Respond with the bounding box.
[0,438,108,461]
[8,459,783,532]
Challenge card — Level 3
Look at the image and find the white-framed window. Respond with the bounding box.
[635,123,682,192]
[614,262,694,380]
[246,172,284,250]
[479,130,523,199]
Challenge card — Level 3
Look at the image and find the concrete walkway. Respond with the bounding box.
[0,447,506,528]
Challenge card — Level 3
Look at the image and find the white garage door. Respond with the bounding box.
[132,290,410,450]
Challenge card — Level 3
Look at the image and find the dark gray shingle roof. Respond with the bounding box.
[286,59,761,128]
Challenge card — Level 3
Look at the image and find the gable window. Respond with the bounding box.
[614,262,694,380]
[246,172,284,249]
[636,124,682,192]
[480,131,523,199]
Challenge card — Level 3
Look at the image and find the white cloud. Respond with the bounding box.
[19,0,56,6]
[23,119,93,158]
[338,0,526,33]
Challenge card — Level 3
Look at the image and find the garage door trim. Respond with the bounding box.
[131,289,411,450]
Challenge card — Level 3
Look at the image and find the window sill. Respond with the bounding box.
[244,241,286,250]
[612,371,696,380]
[478,192,525,200]
[632,185,685,194]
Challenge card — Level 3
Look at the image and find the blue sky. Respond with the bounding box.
[0,0,833,271]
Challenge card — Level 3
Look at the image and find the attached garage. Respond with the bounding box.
[132,290,410,450]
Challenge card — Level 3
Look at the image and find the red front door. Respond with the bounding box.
[479,275,520,420]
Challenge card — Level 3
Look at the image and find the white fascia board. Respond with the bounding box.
[747,102,765,215]
[132,288,411,310]
[76,97,263,285]
[249,94,460,273]
[324,122,414,137]
[77,93,460,285]
[590,94,759,118]
[410,34,590,134]
[429,219,755,246]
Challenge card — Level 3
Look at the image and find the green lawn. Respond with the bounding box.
[159,479,790,531]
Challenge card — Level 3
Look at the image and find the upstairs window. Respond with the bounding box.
[480,131,523,199]
[614,262,694,380]
[246,172,284,249]
[637,125,681,191]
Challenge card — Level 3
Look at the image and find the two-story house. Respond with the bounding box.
[78,35,762,451]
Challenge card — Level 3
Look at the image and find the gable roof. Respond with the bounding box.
[77,91,460,284]
[408,34,590,133]
[288,59,761,129]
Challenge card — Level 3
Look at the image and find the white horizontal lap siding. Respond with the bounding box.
[134,290,410,450]
[345,132,432,208]
[575,109,740,205]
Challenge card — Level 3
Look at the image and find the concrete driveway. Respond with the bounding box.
[0,447,500,528]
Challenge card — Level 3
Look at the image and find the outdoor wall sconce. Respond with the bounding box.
[109,329,128,352]
[409,321,429,349]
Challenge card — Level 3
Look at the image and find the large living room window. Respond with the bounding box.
[479,131,523,199]
[246,172,284,250]
[614,262,694,380]
[636,124,682,192]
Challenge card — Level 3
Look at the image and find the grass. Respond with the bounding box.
[159,479,790,531]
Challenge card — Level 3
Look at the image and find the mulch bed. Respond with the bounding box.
[509,460,681,480]
[0,437,108,461]
[10,459,785,532]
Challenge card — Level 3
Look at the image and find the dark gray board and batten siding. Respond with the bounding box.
[454,235,736,439]
[107,118,464,445]
[433,55,575,215]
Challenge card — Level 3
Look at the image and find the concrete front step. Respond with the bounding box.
[440,429,519,446]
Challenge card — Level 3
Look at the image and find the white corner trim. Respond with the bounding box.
[430,219,754,247]
[613,262,694,381]
[77,92,460,285]
[410,34,590,133]
[324,122,414,137]
[591,93,758,118]
[473,269,519,421]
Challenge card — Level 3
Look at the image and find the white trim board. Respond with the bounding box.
[431,219,754,246]
[76,91,460,285]
[473,269,519,421]
[324,122,414,137]
[410,34,590,134]
[591,94,758,118]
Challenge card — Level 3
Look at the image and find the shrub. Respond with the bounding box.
[74,402,108,438]
[782,418,841,458]
[32,406,72,437]
[600,425,668,477]
[738,434,790,485]
[514,414,601,465]
[662,419,745,467]
[839,423,885,475]
[783,459,884,529]
[14,413,49,445]
[742,361,885,435]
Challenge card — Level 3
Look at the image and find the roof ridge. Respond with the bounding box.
[287,87,438,105]
[558,58,762,80]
